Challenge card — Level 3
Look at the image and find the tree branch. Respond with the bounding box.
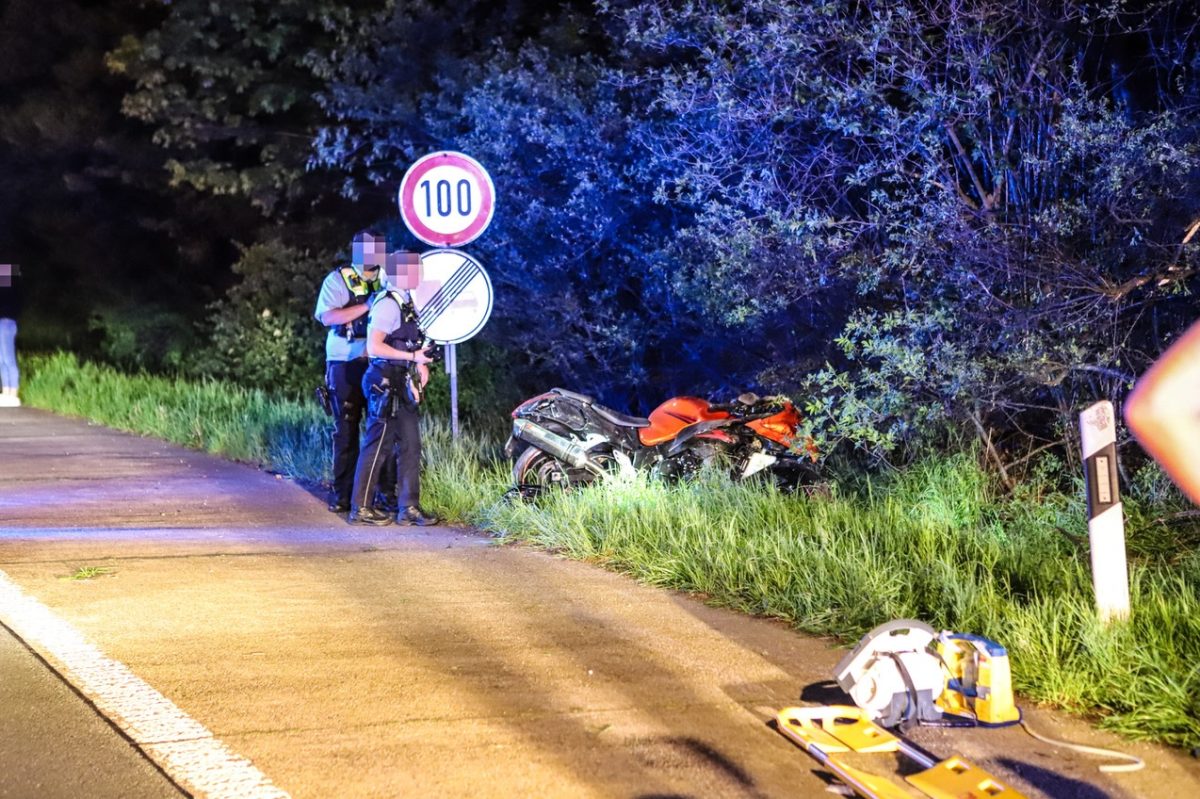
[945,123,993,212]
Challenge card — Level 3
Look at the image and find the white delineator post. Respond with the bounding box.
[1079,401,1131,622]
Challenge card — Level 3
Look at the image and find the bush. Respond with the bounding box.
[86,303,199,373]
[196,240,331,397]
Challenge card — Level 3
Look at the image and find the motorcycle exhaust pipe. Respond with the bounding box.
[512,419,594,470]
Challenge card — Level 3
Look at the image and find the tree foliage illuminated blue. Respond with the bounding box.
[114,0,1200,465]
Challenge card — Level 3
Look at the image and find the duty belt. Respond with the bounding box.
[369,357,415,369]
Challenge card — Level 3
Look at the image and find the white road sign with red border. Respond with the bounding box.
[398,152,495,247]
[414,249,493,344]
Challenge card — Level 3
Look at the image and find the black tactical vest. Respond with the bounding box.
[380,291,423,355]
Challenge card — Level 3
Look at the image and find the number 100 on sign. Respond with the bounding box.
[422,177,473,219]
[398,152,496,247]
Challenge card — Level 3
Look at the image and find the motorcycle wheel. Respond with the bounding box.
[656,440,730,483]
[513,448,571,495]
[512,446,620,497]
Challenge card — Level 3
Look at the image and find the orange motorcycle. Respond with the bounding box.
[504,388,818,494]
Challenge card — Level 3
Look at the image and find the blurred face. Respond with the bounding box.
[351,234,387,275]
[384,251,421,290]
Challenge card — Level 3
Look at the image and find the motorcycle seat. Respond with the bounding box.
[551,387,595,405]
[592,404,651,429]
[550,387,650,428]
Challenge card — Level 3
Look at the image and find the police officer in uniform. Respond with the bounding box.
[348,251,439,526]
[314,228,396,513]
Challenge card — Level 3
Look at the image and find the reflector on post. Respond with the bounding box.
[1079,401,1131,622]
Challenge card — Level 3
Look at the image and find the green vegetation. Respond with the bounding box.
[21,352,1200,747]
[94,0,1200,464]
[23,352,331,480]
[62,566,115,581]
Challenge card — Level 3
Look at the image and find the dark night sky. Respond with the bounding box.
[0,0,260,350]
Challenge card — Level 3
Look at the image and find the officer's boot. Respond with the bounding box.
[396,505,439,526]
[348,506,393,526]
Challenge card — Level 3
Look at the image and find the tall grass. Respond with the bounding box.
[18,352,1200,747]
[21,352,332,481]
[20,352,507,511]
[482,464,1200,746]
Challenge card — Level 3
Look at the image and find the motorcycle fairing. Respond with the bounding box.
[746,403,801,446]
[745,402,820,460]
[663,418,736,455]
[639,396,732,446]
[512,390,588,431]
[513,388,650,430]
[545,388,651,428]
[549,387,594,405]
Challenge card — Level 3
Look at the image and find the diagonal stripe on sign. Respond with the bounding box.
[419,265,475,326]
[418,257,481,329]
[419,258,479,326]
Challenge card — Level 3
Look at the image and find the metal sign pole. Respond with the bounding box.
[447,342,459,439]
[1079,401,1130,623]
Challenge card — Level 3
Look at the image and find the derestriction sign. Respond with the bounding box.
[413,249,493,344]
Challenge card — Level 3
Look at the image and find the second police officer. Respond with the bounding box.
[314,229,397,514]
[348,251,439,526]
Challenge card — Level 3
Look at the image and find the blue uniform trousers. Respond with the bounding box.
[327,358,395,506]
[350,362,421,511]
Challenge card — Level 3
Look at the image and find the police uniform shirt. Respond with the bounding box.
[314,269,369,362]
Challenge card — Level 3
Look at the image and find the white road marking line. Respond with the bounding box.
[0,568,290,799]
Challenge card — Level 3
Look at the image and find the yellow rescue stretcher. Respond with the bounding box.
[775,705,1029,799]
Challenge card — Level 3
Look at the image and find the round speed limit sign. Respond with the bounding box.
[414,249,493,344]
[398,152,495,247]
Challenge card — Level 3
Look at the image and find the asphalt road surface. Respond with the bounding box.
[0,621,185,799]
[2,406,1198,798]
